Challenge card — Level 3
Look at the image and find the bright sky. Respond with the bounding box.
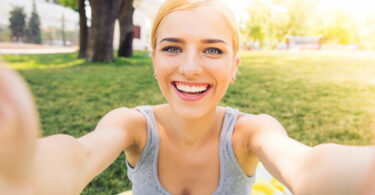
[320,0,375,14]
[226,0,375,21]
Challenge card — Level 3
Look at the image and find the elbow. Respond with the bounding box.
[40,134,87,164]
[291,143,338,195]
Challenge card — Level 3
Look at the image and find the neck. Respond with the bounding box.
[165,105,224,148]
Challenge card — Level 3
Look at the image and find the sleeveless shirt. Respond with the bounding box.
[125,105,256,195]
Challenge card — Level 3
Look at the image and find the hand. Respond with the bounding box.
[0,64,40,193]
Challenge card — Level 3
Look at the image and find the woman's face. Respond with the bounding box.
[152,6,239,118]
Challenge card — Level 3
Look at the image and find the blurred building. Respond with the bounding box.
[0,0,163,50]
[0,0,78,44]
[286,35,322,50]
[114,0,164,50]
[0,0,78,31]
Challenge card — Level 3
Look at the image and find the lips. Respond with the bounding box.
[171,81,212,101]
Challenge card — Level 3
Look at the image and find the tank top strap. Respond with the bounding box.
[126,105,159,174]
[219,107,256,183]
[136,105,159,140]
[221,107,239,136]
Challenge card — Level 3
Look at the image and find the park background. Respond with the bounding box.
[1,0,375,194]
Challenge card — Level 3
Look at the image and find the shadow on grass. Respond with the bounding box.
[114,51,152,66]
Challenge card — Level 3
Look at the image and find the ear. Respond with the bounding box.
[230,55,240,84]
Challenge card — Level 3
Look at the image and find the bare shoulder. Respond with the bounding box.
[234,112,288,151]
[233,113,259,152]
[97,107,145,130]
[96,107,147,150]
[236,112,287,137]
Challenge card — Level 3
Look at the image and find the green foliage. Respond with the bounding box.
[3,50,375,193]
[247,24,265,45]
[242,0,318,48]
[57,0,78,10]
[319,11,356,45]
[25,3,42,44]
[241,0,375,48]
[8,6,26,41]
[321,26,354,45]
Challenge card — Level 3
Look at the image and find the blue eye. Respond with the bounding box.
[162,46,182,54]
[204,48,222,55]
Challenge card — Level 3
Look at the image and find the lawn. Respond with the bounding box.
[2,50,375,194]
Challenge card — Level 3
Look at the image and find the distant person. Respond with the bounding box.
[1,0,375,194]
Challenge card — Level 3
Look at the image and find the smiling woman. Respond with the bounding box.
[151,2,239,120]
[1,0,375,195]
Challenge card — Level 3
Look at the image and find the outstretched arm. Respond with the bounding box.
[30,107,145,195]
[364,148,375,195]
[239,114,375,195]
[0,65,144,194]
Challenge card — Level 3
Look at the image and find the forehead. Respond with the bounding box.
[156,6,233,45]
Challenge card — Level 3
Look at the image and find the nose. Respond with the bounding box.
[178,50,203,77]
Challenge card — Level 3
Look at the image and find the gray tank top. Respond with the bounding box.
[126,105,256,195]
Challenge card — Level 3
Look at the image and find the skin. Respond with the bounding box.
[1,5,375,195]
[364,159,375,195]
[363,125,375,195]
[0,65,39,195]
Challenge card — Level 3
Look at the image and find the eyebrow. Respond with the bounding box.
[159,37,227,45]
[159,38,185,44]
[201,39,227,45]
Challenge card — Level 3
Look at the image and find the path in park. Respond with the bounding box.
[0,42,78,55]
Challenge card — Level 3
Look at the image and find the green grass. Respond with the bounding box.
[2,50,375,194]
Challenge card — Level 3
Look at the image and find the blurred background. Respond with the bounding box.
[236,0,375,51]
[1,0,374,57]
[0,0,374,194]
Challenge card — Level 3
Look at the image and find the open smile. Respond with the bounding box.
[171,81,212,101]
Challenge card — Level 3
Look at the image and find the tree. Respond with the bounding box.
[118,0,134,57]
[8,6,26,42]
[248,24,265,45]
[86,0,122,62]
[59,0,137,61]
[319,10,356,45]
[27,2,42,44]
[243,0,319,48]
[77,0,88,58]
[58,0,88,58]
[61,13,66,46]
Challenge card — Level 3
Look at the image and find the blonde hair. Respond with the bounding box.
[151,0,239,55]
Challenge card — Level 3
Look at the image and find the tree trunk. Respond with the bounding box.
[118,0,134,57]
[61,13,66,46]
[87,0,122,62]
[78,0,88,58]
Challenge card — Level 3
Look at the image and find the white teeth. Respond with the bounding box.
[175,82,208,93]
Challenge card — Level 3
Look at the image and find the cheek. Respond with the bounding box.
[154,55,180,75]
[204,58,233,81]
[153,56,178,95]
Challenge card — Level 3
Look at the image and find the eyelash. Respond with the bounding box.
[162,46,182,54]
[161,46,223,55]
[204,48,222,55]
